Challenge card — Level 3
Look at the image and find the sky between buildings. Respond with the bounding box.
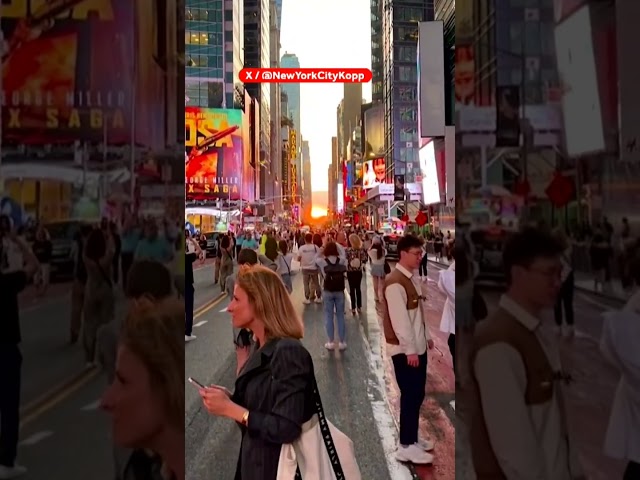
[280,0,372,202]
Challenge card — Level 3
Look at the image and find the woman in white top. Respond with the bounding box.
[367,236,387,302]
[601,264,640,479]
[276,239,294,293]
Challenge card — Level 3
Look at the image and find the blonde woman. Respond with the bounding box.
[101,297,184,480]
[346,233,367,315]
[199,265,316,480]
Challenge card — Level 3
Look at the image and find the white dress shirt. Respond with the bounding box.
[473,295,582,480]
[384,263,432,357]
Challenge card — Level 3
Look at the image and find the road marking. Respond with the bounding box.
[193,320,208,328]
[219,307,228,312]
[19,431,53,446]
[357,277,413,480]
[194,293,227,319]
[81,399,101,411]
[19,292,225,429]
[21,368,100,429]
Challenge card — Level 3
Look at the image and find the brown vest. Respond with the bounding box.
[381,268,422,345]
[468,308,555,480]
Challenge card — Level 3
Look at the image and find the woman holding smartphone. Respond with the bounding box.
[198,265,315,480]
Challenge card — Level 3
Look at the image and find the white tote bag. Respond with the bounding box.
[276,382,362,480]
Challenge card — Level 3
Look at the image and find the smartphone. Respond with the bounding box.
[188,377,205,389]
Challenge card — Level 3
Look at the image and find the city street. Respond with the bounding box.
[185,263,455,480]
[14,263,221,480]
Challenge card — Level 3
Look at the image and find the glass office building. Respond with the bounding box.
[382,0,434,182]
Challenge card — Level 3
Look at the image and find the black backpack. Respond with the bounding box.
[323,258,346,292]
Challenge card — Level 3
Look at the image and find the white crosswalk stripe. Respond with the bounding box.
[194,320,208,328]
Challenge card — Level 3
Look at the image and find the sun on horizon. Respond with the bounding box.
[311,206,327,218]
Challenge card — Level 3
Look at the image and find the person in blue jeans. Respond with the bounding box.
[316,241,348,351]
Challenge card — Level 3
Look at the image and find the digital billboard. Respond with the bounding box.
[185,107,254,201]
[419,142,441,205]
[363,105,384,159]
[1,0,165,147]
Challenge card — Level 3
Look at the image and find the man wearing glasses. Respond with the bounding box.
[384,234,435,465]
[469,228,584,479]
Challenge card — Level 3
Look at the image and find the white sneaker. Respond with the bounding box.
[185,335,197,342]
[415,438,435,451]
[0,464,27,479]
[324,342,335,350]
[395,444,434,464]
[303,299,311,305]
[314,298,323,304]
[338,342,347,351]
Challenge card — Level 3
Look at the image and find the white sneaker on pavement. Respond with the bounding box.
[185,335,197,342]
[324,342,335,350]
[314,298,322,304]
[338,342,347,351]
[395,444,434,464]
[0,464,27,479]
[303,299,311,305]
[415,438,435,451]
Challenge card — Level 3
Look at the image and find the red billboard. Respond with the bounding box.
[185,107,254,201]
[1,0,165,148]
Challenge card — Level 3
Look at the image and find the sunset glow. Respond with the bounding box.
[311,206,327,218]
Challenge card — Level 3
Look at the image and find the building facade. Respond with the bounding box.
[269,0,283,212]
[185,0,228,107]
[280,53,302,206]
[382,0,434,183]
[301,140,312,219]
[244,0,272,201]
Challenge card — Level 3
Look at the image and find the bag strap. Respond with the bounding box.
[309,378,346,479]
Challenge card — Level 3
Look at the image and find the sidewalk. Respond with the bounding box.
[365,269,456,479]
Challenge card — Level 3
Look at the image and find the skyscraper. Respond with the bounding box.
[301,140,312,218]
[381,1,433,182]
[244,0,272,202]
[280,53,301,135]
[185,0,229,107]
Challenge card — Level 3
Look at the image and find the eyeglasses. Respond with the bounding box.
[405,250,423,257]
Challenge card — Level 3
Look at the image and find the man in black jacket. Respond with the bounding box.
[0,215,38,479]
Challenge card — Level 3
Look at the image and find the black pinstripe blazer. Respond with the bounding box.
[231,338,315,480]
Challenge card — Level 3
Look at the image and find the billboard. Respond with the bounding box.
[455,45,474,105]
[363,105,384,159]
[185,107,254,201]
[554,5,604,156]
[418,22,446,138]
[362,158,386,189]
[419,142,440,205]
[1,0,165,147]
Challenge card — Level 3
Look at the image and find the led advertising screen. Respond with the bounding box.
[419,142,441,205]
[1,0,165,147]
[362,158,386,189]
[554,5,604,156]
[337,183,344,213]
[185,107,254,201]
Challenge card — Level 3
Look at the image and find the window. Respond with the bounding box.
[509,22,523,52]
[399,107,416,122]
[187,54,209,67]
[398,46,416,62]
[396,6,423,22]
[397,26,418,42]
[398,66,416,82]
[398,86,415,101]
[524,22,540,54]
[186,31,209,45]
[400,127,416,142]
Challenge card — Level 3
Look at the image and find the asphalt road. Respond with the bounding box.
[185,267,416,480]
[15,263,221,480]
